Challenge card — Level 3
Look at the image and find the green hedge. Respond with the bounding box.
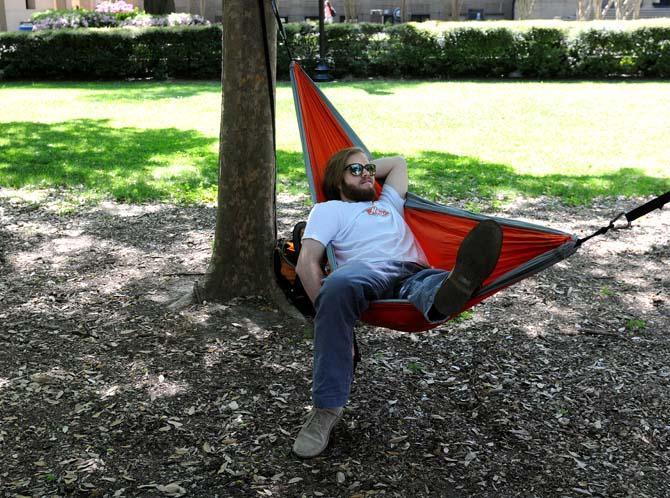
[1,21,670,80]
[0,26,221,80]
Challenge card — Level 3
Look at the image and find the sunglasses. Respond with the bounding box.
[345,163,376,176]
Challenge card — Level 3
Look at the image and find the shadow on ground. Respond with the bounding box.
[0,190,668,496]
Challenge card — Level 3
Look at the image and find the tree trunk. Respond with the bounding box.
[630,0,642,19]
[399,0,409,22]
[344,0,357,22]
[516,0,536,19]
[577,0,586,20]
[0,0,7,33]
[601,0,616,18]
[592,0,602,19]
[577,0,596,20]
[448,0,462,20]
[197,0,278,301]
[144,0,175,15]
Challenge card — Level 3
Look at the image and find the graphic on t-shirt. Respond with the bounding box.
[366,204,390,216]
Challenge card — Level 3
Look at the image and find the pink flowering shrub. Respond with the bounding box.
[30,7,209,31]
[95,0,135,13]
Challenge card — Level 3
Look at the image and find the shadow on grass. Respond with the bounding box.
[0,119,219,202]
[0,119,309,203]
[1,120,667,204]
[345,82,397,96]
[81,81,221,103]
[407,151,670,205]
[0,81,221,102]
[280,149,668,206]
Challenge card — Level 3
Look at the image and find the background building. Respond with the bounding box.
[2,0,669,31]
[275,0,514,23]
[0,0,515,31]
[522,0,670,20]
[1,0,142,31]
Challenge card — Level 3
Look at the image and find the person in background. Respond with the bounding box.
[324,0,336,23]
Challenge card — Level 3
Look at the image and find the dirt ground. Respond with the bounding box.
[0,188,668,498]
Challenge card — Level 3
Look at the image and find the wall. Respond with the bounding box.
[0,0,7,31]
[275,0,513,23]
[521,0,577,20]
[0,0,517,31]
[3,0,54,31]
[1,0,144,30]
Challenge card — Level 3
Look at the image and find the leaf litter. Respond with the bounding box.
[0,188,668,497]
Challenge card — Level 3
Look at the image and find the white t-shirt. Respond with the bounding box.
[302,184,428,267]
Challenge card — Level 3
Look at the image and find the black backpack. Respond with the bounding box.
[274,222,315,317]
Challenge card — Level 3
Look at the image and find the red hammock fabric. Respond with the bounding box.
[291,62,576,332]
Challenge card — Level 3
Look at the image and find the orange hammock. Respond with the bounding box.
[290,62,578,332]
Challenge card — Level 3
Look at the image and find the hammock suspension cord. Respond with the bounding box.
[270,0,294,61]
[258,0,278,240]
[576,191,669,248]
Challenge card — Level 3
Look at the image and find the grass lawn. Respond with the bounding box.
[0,79,668,205]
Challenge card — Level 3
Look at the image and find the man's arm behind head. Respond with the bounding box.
[371,156,408,199]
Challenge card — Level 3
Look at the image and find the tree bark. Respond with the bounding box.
[448,0,462,20]
[630,0,642,19]
[0,0,7,33]
[344,0,357,22]
[577,0,586,20]
[592,0,602,19]
[197,0,278,302]
[399,0,409,22]
[515,0,536,19]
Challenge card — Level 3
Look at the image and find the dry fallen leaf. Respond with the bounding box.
[157,483,186,497]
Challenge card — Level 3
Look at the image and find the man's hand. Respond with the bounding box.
[371,156,408,199]
[296,238,327,304]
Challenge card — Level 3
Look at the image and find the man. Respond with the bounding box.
[292,147,503,458]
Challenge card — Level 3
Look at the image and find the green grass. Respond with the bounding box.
[626,318,647,331]
[0,80,668,204]
[405,361,423,374]
[599,286,613,297]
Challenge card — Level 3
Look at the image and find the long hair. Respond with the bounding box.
[322,147,366,201]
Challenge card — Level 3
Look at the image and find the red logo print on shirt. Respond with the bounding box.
[366,204,390,216]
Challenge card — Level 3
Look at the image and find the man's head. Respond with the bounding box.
[323,147,376,202]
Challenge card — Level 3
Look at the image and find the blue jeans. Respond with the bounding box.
[312,260,449,408]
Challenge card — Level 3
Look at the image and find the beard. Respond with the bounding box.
[340,181,376,202]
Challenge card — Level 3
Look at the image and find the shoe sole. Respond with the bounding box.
[433,219,503,317]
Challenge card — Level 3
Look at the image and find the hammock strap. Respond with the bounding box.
[258,0,278,239]
[576,191,669,247]
[271,0,294,61]
[625,190,670,223]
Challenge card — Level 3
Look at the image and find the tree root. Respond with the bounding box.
[167,278,308,328]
